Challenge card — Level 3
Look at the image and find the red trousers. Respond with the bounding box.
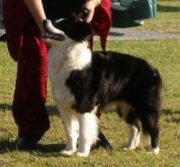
[3,1,50,138]
[3,0,111,139]
[12,22,50,138]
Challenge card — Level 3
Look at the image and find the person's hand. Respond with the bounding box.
[41,24,52,48]
[24,0,52,47]
[73,0,99,23]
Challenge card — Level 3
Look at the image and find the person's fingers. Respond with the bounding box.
[73,13,83,22]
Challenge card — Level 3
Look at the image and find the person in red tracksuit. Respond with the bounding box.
[3,0,112,151]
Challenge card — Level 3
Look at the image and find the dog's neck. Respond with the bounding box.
[48,40,92,72]
[48,40,92,86]
[66,41,91,70]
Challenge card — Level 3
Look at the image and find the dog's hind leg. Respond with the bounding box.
[123,124,140,150]
[125,111,141,150]
[139,108,160,154]
[117,102,141,150]
[145,122,160,154]
[58,105,79,156]
[76,107,99,157]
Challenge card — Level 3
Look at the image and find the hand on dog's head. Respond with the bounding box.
[42,19,92,43]
[54,19,92,41]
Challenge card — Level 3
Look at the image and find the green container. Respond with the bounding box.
[119,0,134,8]
[132,0,157,20]
[111,0,157,28]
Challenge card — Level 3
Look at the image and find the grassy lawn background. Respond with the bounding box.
[0,0,180,166]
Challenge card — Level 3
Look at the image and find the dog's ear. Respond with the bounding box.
[70,21,92,41]
[53,19,72,34]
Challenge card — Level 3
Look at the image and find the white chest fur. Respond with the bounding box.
[48,42,91,105]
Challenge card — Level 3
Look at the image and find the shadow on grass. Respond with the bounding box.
[0,103,12,112]
[169,118,180,124]
[0,141,17,153]
[0,140,66,155]
[158,4,180,12]
[108,31,125,37]
[0,103,60,117]
[162,109,180,115]
[37,143,66,154]
[162,109,180,124]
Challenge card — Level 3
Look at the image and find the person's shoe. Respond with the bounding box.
[134,20,144,26]
[94,130,113,151]
[17,135,40,151]
[0,32,6,41]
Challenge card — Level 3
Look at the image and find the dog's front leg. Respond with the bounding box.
[76,108,99,157]
[58,105,79,156]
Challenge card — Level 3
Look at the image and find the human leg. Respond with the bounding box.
[12,21,50,149]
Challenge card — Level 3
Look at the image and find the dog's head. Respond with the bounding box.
[42,19,92,46]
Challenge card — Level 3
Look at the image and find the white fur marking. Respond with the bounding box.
[148,147,160,154]
[77,107,99,157]
[57,104,79,156]
[124,125,140,150]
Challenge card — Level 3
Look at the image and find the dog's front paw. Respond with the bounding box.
[76,152,89,157]
[60,149,76,156]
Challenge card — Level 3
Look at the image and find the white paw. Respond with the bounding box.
[148,147,160,154]
[123,143,136,150]
[76,152,89,157]
[60,149,75,156]
[123,146,136,151]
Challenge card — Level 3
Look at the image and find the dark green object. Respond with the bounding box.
[119,0,134,8]
[111,0,157,28]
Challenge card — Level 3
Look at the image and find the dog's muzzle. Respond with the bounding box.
[42,19,65,41]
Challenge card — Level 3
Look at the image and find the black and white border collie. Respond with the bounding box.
[42,19,162,157]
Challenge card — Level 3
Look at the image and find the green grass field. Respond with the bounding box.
[0,0,180,166]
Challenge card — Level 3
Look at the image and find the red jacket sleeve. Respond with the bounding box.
[92,0,112,50]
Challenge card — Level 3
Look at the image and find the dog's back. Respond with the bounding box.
[66,51,162,114]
